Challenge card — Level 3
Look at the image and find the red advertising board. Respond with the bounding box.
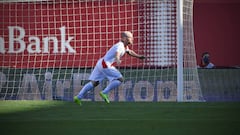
[0,1,143,68]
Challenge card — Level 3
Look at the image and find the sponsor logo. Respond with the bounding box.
[0,72,199,101]
[0,26,76,54]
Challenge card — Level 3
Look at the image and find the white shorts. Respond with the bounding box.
[89,58,123,82]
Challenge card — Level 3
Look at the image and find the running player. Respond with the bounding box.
[74,31,145,105]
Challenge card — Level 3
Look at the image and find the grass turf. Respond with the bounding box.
[0,101,240,135]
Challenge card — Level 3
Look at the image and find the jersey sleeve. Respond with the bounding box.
[116,44,125,53]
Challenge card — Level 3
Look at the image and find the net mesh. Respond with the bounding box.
[0,0,202,101]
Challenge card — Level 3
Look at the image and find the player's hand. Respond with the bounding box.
[139,55,146,60]
[116,59,122,65]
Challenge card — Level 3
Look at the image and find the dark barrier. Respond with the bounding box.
[0,68,239,101]
[198,69,240,101]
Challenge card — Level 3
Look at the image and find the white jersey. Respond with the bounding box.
[103,41,128,65]
[205,62,215,68]
[89,41,128,82]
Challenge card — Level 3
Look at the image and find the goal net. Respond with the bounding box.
[0,0,203,102]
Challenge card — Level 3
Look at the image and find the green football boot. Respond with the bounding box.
[99,92,110,104]
[73,96,82,106]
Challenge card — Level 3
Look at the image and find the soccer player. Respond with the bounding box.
[74,31,145,105]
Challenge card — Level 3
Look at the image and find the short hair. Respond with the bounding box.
[202,52,210,57]
[121,31,133,38]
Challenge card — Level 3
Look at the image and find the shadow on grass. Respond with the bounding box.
[0,101,240,135]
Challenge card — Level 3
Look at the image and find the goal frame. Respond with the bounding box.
[177,0,184,102]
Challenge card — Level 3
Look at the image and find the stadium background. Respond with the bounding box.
[194,0,240,101]
[0,0,240,101]
[194,0,240,67]
[2,0,240,68]
[1,1,240,135]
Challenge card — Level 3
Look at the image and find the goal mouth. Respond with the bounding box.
[0,0,203,102]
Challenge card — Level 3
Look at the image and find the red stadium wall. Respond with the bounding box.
[194,0,240,67]
[0,1,142,68]
[1,0,240,68]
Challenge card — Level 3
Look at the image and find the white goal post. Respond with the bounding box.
[0,0,203,102]
[177,0,184,102]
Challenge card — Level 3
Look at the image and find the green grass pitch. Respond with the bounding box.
[0,101,240,135]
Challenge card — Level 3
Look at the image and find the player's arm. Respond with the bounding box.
[115,51,122,65]
[126,48,145,59]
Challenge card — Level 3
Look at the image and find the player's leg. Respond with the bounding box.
[101,78,123,94]
[74,80,100,105]
[74,60,104,105]
[103,67,123,94]
[100,67,123,103]
[100,78,122,103]
[76,80,99,99]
